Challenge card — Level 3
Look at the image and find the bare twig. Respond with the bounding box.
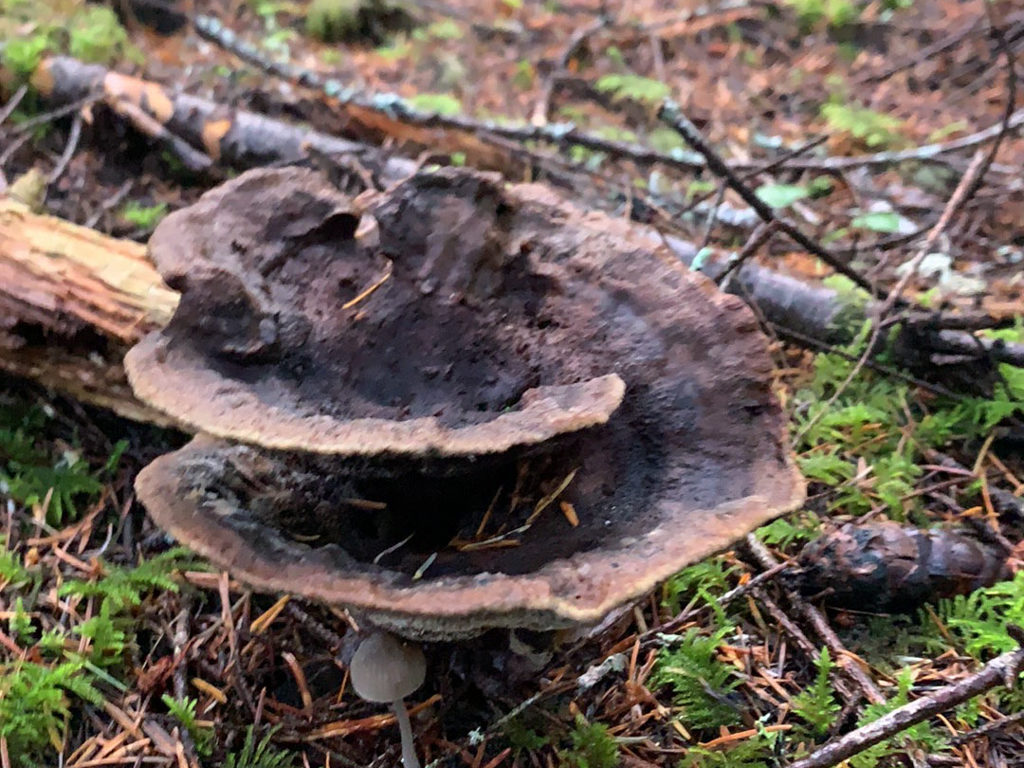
[716,221,778,289]
[948,709,1024,746]
[788,639,1024,768]
[532,10,609,126]
[0,84,27,126]
[656,100,878,296]
[856,18,984,85]
[110,98,213,172]
[744,535,886,706]
[47,111,83,185]
[761,107,1024,171]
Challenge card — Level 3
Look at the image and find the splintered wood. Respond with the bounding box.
[0,197,178,423]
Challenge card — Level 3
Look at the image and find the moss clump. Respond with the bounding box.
[304,0,416,44]
[1,0,139,88]
[68,5,136,65]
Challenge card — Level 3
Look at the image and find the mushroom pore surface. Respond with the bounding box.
[132,167,806,639]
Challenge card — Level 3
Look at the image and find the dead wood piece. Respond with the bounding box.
[0,197,178,424]
[28,56,416,182]
[794,522,1011,612]
[666,237,1024,371]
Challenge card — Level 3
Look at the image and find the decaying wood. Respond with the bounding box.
[0,197,177,424]
[30,56,416,181]
[667,238,1024,371]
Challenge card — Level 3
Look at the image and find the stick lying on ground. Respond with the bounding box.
[788,630,1024,768]
[28,56,416,182]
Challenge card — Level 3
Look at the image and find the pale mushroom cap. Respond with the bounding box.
[350,633,426,703]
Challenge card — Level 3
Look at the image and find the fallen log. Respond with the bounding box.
[666,238,1024,371]
[28,56,417,180]
[0,197,177,424]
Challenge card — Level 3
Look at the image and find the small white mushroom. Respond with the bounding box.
[350,632,426,768]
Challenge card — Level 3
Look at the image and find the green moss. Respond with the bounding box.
[120,201,168,230]
[560,716,619,768]
[304,0,415,44]
[2,35,50,81]
[68,6,132,64]
[1,0,138,87]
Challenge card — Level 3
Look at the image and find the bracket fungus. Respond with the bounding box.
[131,166,805,640]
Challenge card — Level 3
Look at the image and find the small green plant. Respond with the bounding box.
[681,724,781,767]
[849,669,947,767]
[662,558,737,615]
[0,541,32,587]
[851,211,901,234]
[821,101,905,149]
[407,92,462,116]
[120,201,168,230]
[68,5,133,65]
[73,603,127,667]
[224,726,295,768]
[559,716,619,768]
[503,715,551,752]
[423,18,461,40]
[1,401,125,524]
[755,183,811,209]
[594,73,670,107]
[162,695,214,757]
[0,659,102,761]
[305,0,414,44]
[792,648,841,736]
[652,626,743,730]
[939,572,1024,657]
[784,0,859,32]
[306,0,363,40]
[9,596,35,643]
[3,452,103,523]
[2,34,50,81]
[756,514,819,550]
[59,547,196,614]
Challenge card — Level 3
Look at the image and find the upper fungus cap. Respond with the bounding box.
[132,167,806,639]
[124,167,625,456]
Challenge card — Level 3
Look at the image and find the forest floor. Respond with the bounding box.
[1,0,1023,766]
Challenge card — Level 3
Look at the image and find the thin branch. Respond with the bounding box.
[656,100,878,296]
[47,111,83,185]
[716,221,777,289]
[744,535,886,706]
[788,640,1024,768]
[0,84,27,126]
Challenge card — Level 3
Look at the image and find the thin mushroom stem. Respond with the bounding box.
[391,698,420,768]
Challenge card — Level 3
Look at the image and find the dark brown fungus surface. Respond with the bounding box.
[125,167,625,455]
[131,167,805,639]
